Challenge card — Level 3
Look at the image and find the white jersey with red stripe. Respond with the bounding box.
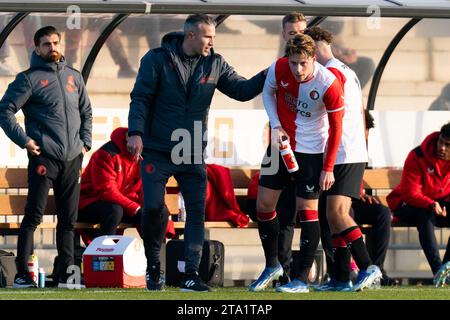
[263,57,344,155]
[325,58,368,164]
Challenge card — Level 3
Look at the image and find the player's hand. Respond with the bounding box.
[127,135,143,163]
[432,202,447,217]
[25,139,41,156]
[360,193,380,205]
[271,126,289,148]
[320,170,335,191]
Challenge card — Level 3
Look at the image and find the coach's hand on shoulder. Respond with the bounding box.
[25,139,41,156]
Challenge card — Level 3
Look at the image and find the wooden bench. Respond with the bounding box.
[0,167,403,237]
[361,168,402,207]
[0,167,259,236]
[0,167,137,235]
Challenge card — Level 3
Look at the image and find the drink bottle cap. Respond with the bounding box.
[280,136,289,149]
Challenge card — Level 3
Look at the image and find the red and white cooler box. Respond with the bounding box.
[83,235,147,288]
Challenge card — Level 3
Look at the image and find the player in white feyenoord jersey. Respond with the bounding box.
[249,34,344,293]
[305,26,382,292]
[267,12,308,287]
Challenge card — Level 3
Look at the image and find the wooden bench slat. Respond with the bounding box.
[75,222,134,229]
[0,222,246,230]
[0,222,134,229]
[166,177,178,188]
[165,193,178,214]
[166,168,259,189]
[0,222,57,229]
[0,168,28,188]
[372,195,388,207]
[0,195,56,215]
[0,193,179,216]
[363,169,402,189]
[0,167,402,190]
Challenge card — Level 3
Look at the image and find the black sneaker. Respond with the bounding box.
[13,274,37,288]
[146,270,165,291]
[380,273,400,286]
[180,273,211,292]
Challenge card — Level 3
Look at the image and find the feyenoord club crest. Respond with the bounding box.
[309,90,319,100]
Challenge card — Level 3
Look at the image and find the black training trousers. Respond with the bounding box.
[352,199,391,268]
[394,202,450,274]
[17,153,83,281]
[140,149,206,275]
[78,201,142,236]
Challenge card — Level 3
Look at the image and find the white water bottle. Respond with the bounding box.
[27,254,39,284]
[280,136,299,173]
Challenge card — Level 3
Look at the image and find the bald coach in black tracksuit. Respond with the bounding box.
[127,14,266,291]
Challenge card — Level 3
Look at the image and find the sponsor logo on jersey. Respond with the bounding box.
[297,100,311,117]
[280,80,289,88]
[309,90,320,100]
[427,167,435,175]
[284,92,297,112]
[306,185,315,192]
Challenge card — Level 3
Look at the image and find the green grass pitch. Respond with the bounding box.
[0,286,449,300]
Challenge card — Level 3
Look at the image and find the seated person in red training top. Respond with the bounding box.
[387,122,450,287]
[77,127,171,242]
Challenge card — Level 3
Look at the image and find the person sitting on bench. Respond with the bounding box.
[77,127,173,244]
[387,122,450,287]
